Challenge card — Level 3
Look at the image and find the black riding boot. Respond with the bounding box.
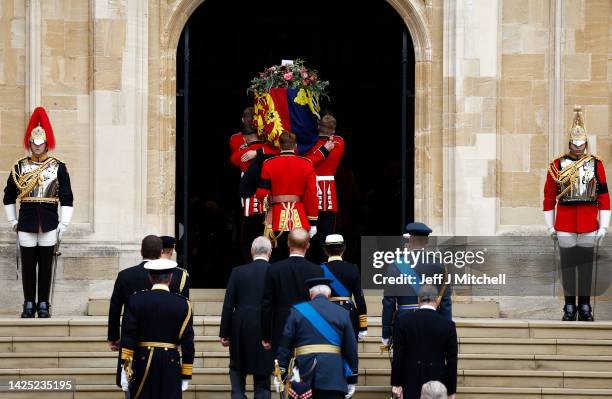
[20,246,38,318]
[37,246,55,318]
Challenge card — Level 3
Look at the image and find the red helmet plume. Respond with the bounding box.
[23,107,55,150]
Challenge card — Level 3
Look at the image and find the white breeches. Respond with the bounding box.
[557,231,596,249]
[18,230,57,247]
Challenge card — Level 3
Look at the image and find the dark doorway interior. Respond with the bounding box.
[177,0,415,287]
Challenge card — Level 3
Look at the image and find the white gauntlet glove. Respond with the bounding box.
[597,210,611,245]
[346,384,356,398]
[181,380,189,391]
[309,226,317,238]
[58,206,73,240]
[4,204,18,232]
[120,369,129,391]
[358,330,368,341]
[543,210,556,240]
[273,375,284,393]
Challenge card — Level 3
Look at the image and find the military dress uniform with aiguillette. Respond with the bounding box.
[255,151,318,259]
[120,285,194,399]
[381,223,452,344]
[3,106,74,318]
[321,255,368,339]
[276,278,358,399]
[109,261,190,387]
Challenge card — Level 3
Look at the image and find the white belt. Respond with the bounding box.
[316,175,335,182]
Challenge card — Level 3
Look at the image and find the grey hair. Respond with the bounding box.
[309,285,331,298]
[251,236,272,256]
[418,284,438,304]
[420,381,447,399]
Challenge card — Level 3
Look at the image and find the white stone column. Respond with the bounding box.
[25,0,41,111]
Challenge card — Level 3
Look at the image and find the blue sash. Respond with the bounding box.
[320,264,351,299]
[394,260,421,294]
[293,302,354,378]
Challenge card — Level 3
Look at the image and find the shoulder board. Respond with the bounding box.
[172,292,190,301]
[13,157,28,167]
[131,289,150,296]
[297,156,313,163]
[176,267,189,276]
[263,155,280,163]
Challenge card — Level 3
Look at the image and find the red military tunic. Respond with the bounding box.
[256,152,318,231]
[230,141,279,216]
[229,132,246,153]
[304,135,345,212]
[543,156,610,233]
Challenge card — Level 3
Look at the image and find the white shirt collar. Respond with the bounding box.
[253,256,269,261]
[419,304,436,311]
[151,284,170,292]
[289,254,305,257]
[327,256,343,262]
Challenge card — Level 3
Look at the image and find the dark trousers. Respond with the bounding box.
[242,214,265,262]
[20,245,54,302]
[312,390,344,399]
[560,246,594,305]
[229,367,271,399]
[270,232,289,263]
[308,212,337,263]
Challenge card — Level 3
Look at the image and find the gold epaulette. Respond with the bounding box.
[50,156,65,164]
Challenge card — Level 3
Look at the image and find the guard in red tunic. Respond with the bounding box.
[256,132,318,261]
[543,106,610,322]
[228,107,254,153]
[304,113,345,261]
[230,123,279,259]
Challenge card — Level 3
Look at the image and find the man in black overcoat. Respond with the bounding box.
[220,236,274,399]
[261,228,323,353]
[391,285,457,399]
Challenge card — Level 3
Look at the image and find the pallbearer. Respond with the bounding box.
[543,105,610,321]
[3,107,74,318]
[321,234,368,340]
[120,258,194,399]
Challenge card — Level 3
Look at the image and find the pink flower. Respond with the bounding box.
[301,71,309,79]
[283,72,293,81]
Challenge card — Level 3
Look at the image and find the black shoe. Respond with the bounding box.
[562,304,577,321]
[21,301,35,318]
[577,304,594,322]
[37,302,50,318]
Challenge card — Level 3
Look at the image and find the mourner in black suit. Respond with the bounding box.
[321,234,368,340]
[261,228,323,353]
[220,236,274,399]
[276,277,358,399]
[119,258,195,399]
[108,235,190,387]
[391,285,457,399]
[382,222,452,347]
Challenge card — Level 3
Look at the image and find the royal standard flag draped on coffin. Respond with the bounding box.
[250,60,329,154]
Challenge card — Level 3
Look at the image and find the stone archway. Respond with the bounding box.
[150,0,435,231]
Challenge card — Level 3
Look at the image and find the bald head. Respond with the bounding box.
[288,228,310,254]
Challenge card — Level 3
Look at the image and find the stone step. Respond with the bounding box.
[2,385,612,399]
[4,317,612,340]
[1,367,611,389]
[1,352,611,372]
[87,294,500,317]
[3,334,612,356]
